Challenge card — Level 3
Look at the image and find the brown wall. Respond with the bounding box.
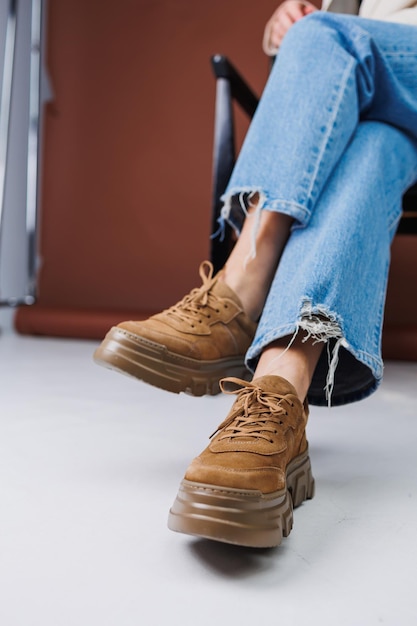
[20,0,277,319]
[15,0,417,361]
[384,236,417,359]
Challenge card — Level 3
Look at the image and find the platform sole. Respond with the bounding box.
[93,326,250,396]
[168,450,315,548]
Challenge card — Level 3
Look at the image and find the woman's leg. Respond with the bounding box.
[168,14,417,545]
[219,12,417,405]
[168,121,417,548]
[248,121,417,406]
[220,204,293,321]
[222,12,417,236]
[219,123,417,405]
[218,205,323,401]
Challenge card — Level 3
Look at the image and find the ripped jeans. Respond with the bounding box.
[220,12,417,406]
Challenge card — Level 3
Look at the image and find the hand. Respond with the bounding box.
[263,1,319,55]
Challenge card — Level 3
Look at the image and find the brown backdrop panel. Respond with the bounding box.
[15,0,417,360]
[383,236,417,361]
[15,0,277,337]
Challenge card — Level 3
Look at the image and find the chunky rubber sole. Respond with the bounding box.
[167,450,315,548]
[93,326,250,396]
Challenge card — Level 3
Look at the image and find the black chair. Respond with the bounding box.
[210,54,417,272]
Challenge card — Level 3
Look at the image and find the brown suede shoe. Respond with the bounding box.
[168,375,315,548]
[93,262,257,396]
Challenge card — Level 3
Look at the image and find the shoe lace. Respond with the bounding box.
[166,261,225,325]
[210,378,295,443]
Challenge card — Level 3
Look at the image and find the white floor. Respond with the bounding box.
[1,309,417,626]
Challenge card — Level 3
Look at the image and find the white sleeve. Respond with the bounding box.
[323,0,359,14]
[359,1,417,25]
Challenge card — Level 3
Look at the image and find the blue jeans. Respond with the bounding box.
[220,12,417,406]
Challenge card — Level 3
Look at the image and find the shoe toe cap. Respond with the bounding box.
[184,456,286,494]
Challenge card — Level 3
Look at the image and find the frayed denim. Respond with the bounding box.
[219,12,417,406]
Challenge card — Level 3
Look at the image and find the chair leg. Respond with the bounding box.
[210,77,235,272]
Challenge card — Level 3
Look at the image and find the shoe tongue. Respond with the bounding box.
[252,375,298,397]
[210,275,244,305]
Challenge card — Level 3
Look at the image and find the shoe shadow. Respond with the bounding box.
[187,538,286,579]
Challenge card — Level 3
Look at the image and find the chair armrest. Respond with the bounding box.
[211,55,259,118]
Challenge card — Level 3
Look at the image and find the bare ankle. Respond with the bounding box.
[219,211,294,321]
[254,334,324,401]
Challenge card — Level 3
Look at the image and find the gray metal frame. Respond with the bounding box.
[0,0,43,307]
